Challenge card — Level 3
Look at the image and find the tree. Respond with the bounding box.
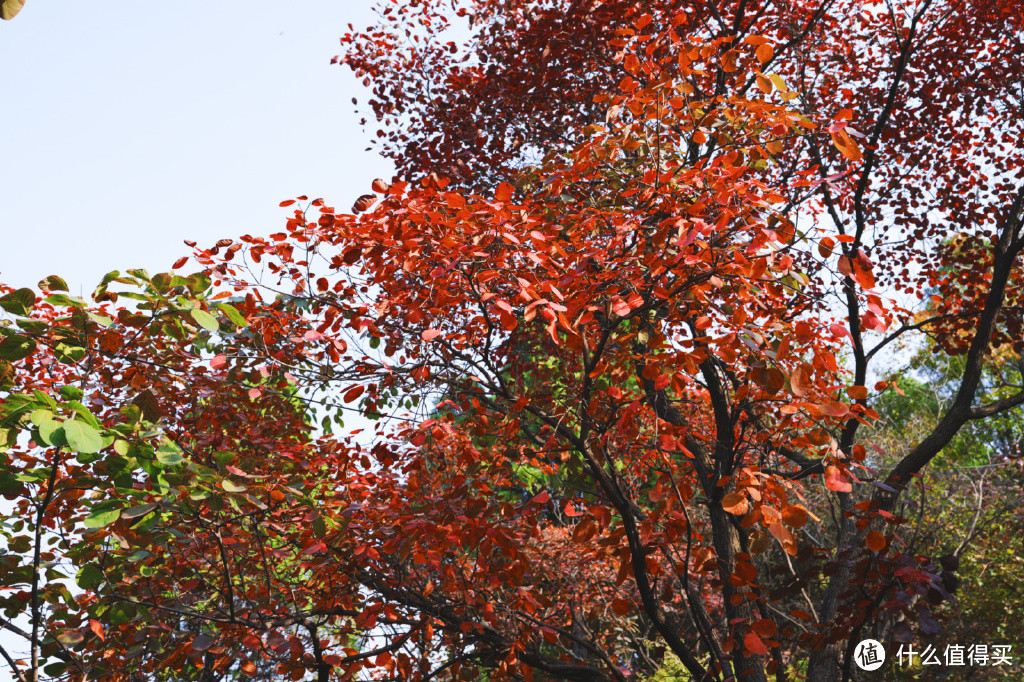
[2,1,1024,681]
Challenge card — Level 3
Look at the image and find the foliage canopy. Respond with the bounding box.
[2,1,1024,681]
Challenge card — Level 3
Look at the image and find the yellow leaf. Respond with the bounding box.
[1,0,25,20]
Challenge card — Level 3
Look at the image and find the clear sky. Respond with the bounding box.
[0,0,393,294]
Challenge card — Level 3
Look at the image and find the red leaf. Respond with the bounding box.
[210,354,228,369]
[744,631,768,656]
[352,194,377,214]
[529,491,550,505]
[279,199,296,207]
[825,465,853,493]
[610,598,632,615]
[422,329,442,341]
[495,182,515,202]
[817,236,835,258]
[172,256,189,269]
[752,618,777,638]
[865,530,886,552]
[343,385,365,403]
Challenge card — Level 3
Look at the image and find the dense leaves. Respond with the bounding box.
[3,1,1024,681]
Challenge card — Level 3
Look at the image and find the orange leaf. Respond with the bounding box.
[769,522,797,555]
[831,129,863,161]
[775,334,791,362]
[825,465,853,493]
[819,400,850,418]
[852,261,876,289]
[817,236,835,259]
[847,385,868,400]
[865,530,886,552]
[790,363,813,397]
[572,518,598,543]
[721,492,748,516]
[756,42,774,64]
[495,182,515,202]
[781,505,807,528]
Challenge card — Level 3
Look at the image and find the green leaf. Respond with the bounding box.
[38,275,69,292]
[63,419,103,454]
[0,333,36,361]
[155,440,183,465]
[87,312,114,328]
[221,480,248,493]
[43,662,68,678]
[187,272,212,294]
[60,385,85,401]
[216,303,247,327]
[107,602,135,625]
[57,630,84,647]
[121,503,158,519]
[37,421,67,448]
[53,341,87,364]
[83,508,121,529]
[190,308,220,332]
[45,293,86,308]
[76,563,104,590]
[0,288,35,316]
[16,318,46,334]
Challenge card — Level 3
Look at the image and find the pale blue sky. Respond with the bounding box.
[1,0,393,293]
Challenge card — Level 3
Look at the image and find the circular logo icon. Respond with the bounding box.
[853,639,886,671]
